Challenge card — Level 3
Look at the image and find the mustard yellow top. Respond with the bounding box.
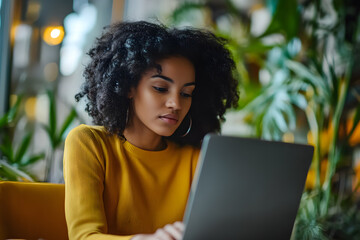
[63,124,200,240]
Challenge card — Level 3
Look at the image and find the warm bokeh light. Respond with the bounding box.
[282,132,294,143]
[50,29,60,38]
[25,97,37,120]
[10,94,18,107]
[305,159,328,189]
[42,26,65,46]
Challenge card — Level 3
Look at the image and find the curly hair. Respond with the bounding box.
[76,21,239,147]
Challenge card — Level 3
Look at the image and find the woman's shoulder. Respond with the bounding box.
[66,124,112,142]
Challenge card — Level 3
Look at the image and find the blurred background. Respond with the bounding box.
[1,0,360,238]
[0,0,181,182]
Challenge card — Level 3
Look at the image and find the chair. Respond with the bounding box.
[0,181,68,240]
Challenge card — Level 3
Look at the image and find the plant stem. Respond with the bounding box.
[305,104,321,190]
[315,108,324,191]
[44,147,54,182]
[322,55,353,215]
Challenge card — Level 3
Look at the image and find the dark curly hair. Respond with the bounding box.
[76,21,239,147]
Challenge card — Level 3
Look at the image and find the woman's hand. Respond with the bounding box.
[131,221,184,240]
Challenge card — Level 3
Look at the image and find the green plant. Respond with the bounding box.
[0,95,21,129]
[42,90,77,181]
[0,90,78,182]
[169,0,360,239]
[0,96,44,181]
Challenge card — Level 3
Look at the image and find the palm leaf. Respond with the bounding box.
[14,132,33,164]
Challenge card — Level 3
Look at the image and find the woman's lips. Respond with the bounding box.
[159,114,178,125]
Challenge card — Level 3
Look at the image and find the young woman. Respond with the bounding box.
[64,21,239,240]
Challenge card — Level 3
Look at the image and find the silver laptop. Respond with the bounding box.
[182,134,313,240]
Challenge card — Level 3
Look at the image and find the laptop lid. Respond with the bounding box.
[182,134,313,240]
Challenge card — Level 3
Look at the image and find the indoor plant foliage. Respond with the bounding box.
[170,0,360,239]
[0,91,78,182]
[0,96,44,181]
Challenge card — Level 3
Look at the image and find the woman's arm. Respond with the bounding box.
[64,125,134,240]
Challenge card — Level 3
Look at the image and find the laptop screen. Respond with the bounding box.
[183,134,313,240]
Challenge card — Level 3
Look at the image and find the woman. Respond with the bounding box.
[64,21,239,240]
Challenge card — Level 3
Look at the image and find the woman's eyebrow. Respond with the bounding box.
[184,82,196,86]
[151,74,196,86]
[151,74,173,83]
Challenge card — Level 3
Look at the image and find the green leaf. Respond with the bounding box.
[42,123,58,149]
[0,160,34,181]
[243,39,281,54]
[0,113,9,128]
[281,101,297,130]
[20,153,45,166]
[42,124,52,137]
[6,95,22,123]
[0,164,18,181]
[0,136,14,162]
[285,60,323,87]
[272,107,288,132]
[47,90,57,139]
[290,94,308,110]
[14,132,33,164]
[347,104,360,139]
[285,60,332,102]
[0,95,22,128]
[170,2,205,24]
[326,59,339,105]
[261,0,300,40]
[58,108,77,142]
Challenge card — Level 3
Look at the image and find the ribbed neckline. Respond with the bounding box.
[122,139,174,160]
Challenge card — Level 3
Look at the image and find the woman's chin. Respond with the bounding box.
[160,131,176,137]
[155,128,177,137]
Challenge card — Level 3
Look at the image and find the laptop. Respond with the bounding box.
[182,134,313,240]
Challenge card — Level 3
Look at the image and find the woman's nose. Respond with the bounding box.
[166,94,181,110]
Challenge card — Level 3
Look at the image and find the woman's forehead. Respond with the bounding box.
[147,57,194,80]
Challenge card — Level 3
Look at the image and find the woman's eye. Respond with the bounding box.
[181,92,193,98]
[153,86,168,92]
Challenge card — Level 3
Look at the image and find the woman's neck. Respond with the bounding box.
[123,128,167,151]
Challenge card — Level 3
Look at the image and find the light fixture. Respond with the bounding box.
[42,26,65,46]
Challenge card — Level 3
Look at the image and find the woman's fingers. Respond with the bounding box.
[155,228,173,240]
[163,224,182,240]
[131,222,185,240]
[163,221,184,240]
[173,221,184,232]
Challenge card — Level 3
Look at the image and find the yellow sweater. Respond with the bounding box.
[63,125,200,240]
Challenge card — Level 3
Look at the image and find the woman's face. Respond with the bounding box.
[128,56,195,137]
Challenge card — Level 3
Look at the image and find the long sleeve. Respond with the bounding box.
[64,124,199,240]
[63,126,133,240]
